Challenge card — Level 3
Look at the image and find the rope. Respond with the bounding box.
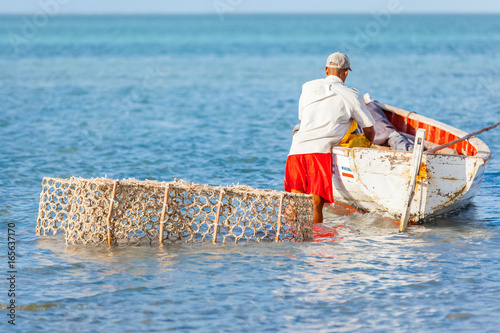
[404,111,417,133]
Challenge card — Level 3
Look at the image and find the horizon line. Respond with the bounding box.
[0,11,499,15]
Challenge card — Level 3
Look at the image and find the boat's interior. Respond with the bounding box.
[382,109,476,157]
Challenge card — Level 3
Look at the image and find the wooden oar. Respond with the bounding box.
[400,129,426,232]
[427,121,500,154]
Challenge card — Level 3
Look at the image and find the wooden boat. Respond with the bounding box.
[330,101,491,224]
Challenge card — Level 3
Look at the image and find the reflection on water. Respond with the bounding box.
[12,200,500,331]
[322,202,494,241]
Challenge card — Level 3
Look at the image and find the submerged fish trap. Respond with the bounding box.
[36,177,314,245]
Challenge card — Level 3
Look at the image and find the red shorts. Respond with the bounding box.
[284,153,334,204]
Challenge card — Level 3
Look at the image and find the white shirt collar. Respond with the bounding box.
[325,75,344,85]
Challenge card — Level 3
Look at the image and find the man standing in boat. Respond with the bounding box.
[285,52,375,224]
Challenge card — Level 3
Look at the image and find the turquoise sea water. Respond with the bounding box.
[1,14,500,332]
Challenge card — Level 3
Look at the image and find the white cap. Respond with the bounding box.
[326,52,351,71]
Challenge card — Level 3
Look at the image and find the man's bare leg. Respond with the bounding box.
[292,190,324,224]
[312,194,324,224]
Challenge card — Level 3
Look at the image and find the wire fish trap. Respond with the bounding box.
[36,177,314,245]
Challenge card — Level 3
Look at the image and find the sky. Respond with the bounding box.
[0,0,499,14]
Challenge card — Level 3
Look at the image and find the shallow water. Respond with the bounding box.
[1,14,500,332]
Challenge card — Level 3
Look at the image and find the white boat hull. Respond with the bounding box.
[331,147,486,223]
[329,102,491,224]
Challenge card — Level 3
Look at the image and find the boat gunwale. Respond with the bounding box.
[376,102,491,163]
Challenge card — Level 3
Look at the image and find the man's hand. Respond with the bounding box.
[362,126,375,144]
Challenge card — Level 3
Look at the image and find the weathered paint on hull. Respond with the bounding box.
[324,102,491,222]
[329,101,491,224]
[331,147,486,223]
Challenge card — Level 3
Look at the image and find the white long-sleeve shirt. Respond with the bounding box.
[289,75,375,155]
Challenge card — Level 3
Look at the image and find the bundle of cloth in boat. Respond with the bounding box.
[365,101,415,151]
[36,177,314,245]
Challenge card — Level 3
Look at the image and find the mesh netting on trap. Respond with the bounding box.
[36,177,314,245]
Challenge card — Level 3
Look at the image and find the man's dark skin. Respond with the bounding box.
[292,64,375,224]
